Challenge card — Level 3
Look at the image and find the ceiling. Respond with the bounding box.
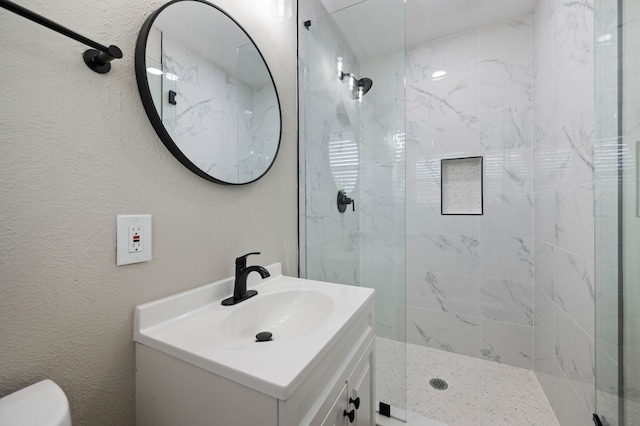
[320,0,539,59]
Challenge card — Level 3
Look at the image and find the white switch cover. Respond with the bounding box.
[117,215,152,266]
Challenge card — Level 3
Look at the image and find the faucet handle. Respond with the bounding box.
[236,252,261,268]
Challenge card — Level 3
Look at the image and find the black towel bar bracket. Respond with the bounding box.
[0,0,123,74]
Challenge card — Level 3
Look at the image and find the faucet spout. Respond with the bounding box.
[222,253,270,306]
[233,265,270,300]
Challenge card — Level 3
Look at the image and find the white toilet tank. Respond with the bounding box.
[0,379,72,426]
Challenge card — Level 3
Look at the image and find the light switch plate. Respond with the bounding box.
[117,215,152,266]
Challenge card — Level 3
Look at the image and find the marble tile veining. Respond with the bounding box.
[406,30,479,84]
[480,236,534,282]
[480,278,533,326]
[404,14,536,381]
[479,60,532,110]
[553,248,595,338]
[406,307,480,358]
[480,319,533,369]
[406,71,478,120]
[480,193,533,238]
[407,233,480,276]
[479,16,532,68]
[554,306,596,412]
[532,0,596,421]
[406,269,479,317]
[478,105,533,151]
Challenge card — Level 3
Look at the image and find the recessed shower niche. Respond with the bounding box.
[441,156,483,215]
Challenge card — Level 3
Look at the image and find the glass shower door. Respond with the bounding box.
[595,0,640,424]
[299,0,407,420]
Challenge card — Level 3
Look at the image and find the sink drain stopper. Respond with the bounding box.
[255,331,273,342]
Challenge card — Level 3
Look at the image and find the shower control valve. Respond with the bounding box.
[337,190,355,213]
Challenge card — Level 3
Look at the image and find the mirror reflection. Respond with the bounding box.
[137,0,281,184]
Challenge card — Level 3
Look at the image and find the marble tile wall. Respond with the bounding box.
[300,0,406,340]
[299,0,408,411]
[532,0,596,424]
[298,5,361,287]
[405,16,536,370]
[359,49,407,342]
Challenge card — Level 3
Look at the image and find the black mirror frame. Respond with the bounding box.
[135,0,283,185]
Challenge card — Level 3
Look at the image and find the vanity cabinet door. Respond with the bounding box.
[351,362,372,425]
[320,382,349,426]
[349,349,373,426]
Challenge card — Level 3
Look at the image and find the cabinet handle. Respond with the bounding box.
[349,397,360,409]
[343,409,355,423]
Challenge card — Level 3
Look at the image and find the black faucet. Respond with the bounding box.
[221,252,270,306]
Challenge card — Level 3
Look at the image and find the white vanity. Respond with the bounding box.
[134,263,375,425]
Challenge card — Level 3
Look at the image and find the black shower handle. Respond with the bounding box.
[337,190,355,213]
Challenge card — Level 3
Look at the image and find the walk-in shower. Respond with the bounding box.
[299,0,637,424]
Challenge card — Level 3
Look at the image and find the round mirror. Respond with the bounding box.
[135,0,282,185]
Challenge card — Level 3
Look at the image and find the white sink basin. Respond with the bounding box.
[134,263,374,400]
[220,289,334,342]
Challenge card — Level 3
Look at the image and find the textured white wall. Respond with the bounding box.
[0,0,297,424]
